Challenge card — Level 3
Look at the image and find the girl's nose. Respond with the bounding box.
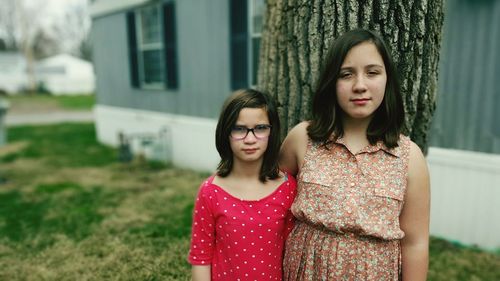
[243,130,258,143]
[353,76,368,93]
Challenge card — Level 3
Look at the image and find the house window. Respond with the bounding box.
[137,6,164,87]
[249,0,265,86]
[127,2,178,90]
[230,0,265,89]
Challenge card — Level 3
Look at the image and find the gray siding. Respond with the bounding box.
[92,0,500,154]
[91,0,232,119]
[430,0,500,154]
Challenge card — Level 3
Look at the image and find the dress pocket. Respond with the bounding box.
[372,184,405,201]
[371,187,404,201]
[358,183,405,239]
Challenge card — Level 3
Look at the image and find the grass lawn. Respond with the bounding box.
[0,123,499,280]
[5,94,95,113]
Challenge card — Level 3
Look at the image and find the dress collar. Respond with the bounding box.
[332,136,401,158]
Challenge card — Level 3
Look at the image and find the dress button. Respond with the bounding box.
[350,182,355,187]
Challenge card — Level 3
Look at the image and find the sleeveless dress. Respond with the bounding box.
[283,135,411,281]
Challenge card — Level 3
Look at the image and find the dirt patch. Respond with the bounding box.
[5,97,62,114]
[0,141,29,157]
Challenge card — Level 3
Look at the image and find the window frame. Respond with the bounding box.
[127,2,178,91]
[135,4,166,90]
[248,0,265,87]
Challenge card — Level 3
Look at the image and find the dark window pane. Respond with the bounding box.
[142,50,164,84]
[126,12,139,88]
[252,37,261,85]
[140,6,161,44]
[163,2,178,89]
[230,0,248,34]
[230,0,248,89]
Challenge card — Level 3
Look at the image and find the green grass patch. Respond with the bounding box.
[40,186,122,241]
[35,182,83,194]
[7,123,116,167]
[0,190,49,242]
[6,94,95,111]
[0,152,20,163]
[55,95,95,110]
[128,194,194,240]
[0,184,123,247]
[429,237,500,280]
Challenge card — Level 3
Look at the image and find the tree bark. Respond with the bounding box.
[258,0,444,152]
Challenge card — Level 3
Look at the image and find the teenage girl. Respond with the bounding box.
[280,29,430,280]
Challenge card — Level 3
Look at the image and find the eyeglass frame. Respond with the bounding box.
[230,124,272,140]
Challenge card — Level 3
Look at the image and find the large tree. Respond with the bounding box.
[258,0,444,152]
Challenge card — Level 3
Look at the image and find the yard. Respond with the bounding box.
[4,94,95,113]
[0,121,499,280]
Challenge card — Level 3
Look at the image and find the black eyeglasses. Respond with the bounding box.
[230,124,272,140]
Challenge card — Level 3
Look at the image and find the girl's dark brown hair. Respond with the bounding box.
[215,89,281,182]
[308,28,404,148]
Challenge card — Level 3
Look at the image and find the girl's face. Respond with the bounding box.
[229,107,270,165]
[336,41,387,122]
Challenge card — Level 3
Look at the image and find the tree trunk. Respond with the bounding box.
[258,0,444,152]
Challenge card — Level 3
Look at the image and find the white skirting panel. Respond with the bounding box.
[94,105,219,172]
[427,147,500,250]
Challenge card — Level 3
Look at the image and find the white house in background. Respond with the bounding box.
[0,52,27,94]
[35,54,95,95]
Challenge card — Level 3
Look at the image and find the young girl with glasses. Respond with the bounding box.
[188,89,297,281]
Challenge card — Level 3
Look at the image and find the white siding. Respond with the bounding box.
[94,104,219,172]
[427,147,500,250]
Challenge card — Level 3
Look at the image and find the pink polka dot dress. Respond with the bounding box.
[188,173,297,281]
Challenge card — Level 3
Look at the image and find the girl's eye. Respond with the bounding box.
[339,72,352,79]
[367,71,380,76]
[232,126,246,132]
[254,124,271,132]
[254,125,268,130]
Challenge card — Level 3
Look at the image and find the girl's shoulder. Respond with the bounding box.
[197,174,218,194]
[290,121,310,137]
[398,134,411,145]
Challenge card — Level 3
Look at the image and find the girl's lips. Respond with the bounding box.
[351,98,371,105]
[242,148,258,154]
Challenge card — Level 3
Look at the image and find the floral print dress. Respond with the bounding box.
[283,135,410,281]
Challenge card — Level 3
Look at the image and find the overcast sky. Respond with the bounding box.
[26,0,90,29]
[0,0,90,54]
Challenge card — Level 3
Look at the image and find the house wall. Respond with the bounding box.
[91,0,232,171]
[426,0,500,250]
[91,0,232,120]
[0,53,27,94]
[429,0,500,154]
[428,148,500,250]
[35,55,96,95]
[94,104,218,172]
